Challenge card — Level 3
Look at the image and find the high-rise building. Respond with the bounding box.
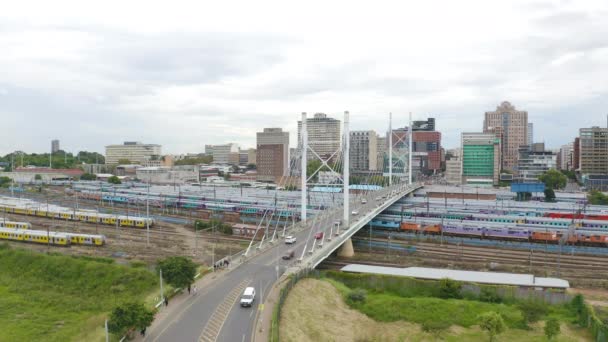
[376,137,386,172]
[573,137,580,171]
[558,143,574,171]
[51,139,60,153]
[528,123,534,145]
[412,131,442,173]
[105,142,162,165]
[461,132,501,186]
[445,157,462,185]
[483,101,528,172]
[204,143,240,164]
[349,131,378,171]
[412,118,435,131]
[579,127,608,175]
[297,113,341,161]
[256,128,289,182]
[516,145,556,183]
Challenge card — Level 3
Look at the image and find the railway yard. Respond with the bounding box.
[3,182,608,290]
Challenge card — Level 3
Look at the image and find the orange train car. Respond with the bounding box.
[577,234,608,244]
[400,222,421,232]
[422,224,441,234]
[531,231,558,242]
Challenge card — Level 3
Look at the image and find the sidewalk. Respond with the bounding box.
[133,268,228,342]
[253,275,290,342]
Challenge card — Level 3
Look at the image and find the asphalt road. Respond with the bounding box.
[147,184,412,342]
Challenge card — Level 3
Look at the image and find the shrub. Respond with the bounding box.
[478,311,505,342]
[479,287,502,303]
[544,318,560,340]
[518,300,548,325]
[438,278,462,299]
[347,288,367,303]
[422,320,451,334]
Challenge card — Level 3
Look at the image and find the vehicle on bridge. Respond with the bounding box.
[240,287,256,307]
[314,232,324,240]
[285,235,296,244]
[351,210,359,216]
[282,250,295,260]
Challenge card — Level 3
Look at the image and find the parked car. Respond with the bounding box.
[240,287,256,307]
[314,232,324,240]
[285,235,296,244]
[282,250,295,260]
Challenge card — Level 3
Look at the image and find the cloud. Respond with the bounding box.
[1,0,607,155]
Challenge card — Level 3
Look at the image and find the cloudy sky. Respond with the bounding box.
[1,0,607,156]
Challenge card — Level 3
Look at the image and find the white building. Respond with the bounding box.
[105,142,161,165]
[135,166,199,185]
[297,113,341,161]
[445,157,462,185]
[205,143,240,164]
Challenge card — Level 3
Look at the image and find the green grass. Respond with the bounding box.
[0,244,158,342]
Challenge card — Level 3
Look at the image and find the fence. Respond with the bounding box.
[269,268,319,342]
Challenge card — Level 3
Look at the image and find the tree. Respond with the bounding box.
[34,174,42,180]
[107,301,154,335]
[588,191,608,205]
[518,300,548,325]
[438,278,462,299]
[544,318,560,340]
[117,159,132,165]
[478,311,505,342]
[80,173,97,181]
[108,176,122,184]
[538,169,567,190]
[0,176,12,188]
[544,188,556,202]
[157,256,197,289]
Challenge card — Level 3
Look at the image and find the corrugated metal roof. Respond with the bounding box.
[340,264,569,289]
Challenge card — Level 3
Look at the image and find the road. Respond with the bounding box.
[146,184,414,342]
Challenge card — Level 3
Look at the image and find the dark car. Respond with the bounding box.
[282,250,295,260]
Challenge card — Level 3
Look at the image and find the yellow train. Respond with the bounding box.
[0,201,153,228]
[0,227,105,246]
[0,220,32,229]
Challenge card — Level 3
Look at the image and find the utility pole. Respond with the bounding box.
[159,269,164,301]
[408,112,413,185]
[343,111,350,226]
[389,113,392,186]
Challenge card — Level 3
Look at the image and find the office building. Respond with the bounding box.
[350,130,378,171]
[445,157,462,185]
[528,123,534,145]
[105,142,162,165]
[516,145,556,183]
[376,137,386,172]
[483,101,528,172]
[204,143,240,164]
[558,143,574,171]
[579,127,608,176]
[247,148,256,165]
[297,113,341,161]
[256,128,289,182]
[573,137,580,171]
[461,132,501,186]
[413,131,442,173]
[51,140,60,153]
[412,118,435,131]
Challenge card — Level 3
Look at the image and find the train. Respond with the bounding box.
[370,219,608,246]
[0,197,154,228]
[0,227,106,246]
[0,220,32,229]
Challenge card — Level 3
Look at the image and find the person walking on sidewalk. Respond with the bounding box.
[193,285,198,296]
[164,297,169,306]
[188,284,191,294]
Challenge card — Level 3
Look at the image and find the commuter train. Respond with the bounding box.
[0,220,32,229]
[0,199,154,228]
[370,219,608,246]
[0,227,106,246]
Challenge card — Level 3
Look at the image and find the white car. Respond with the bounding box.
[285,235,296,244]
[240,287,256,307]
[361,199,367,204]
[375,197,381,201]
[351,210,359,216]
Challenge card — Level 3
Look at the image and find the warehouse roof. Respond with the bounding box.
[340,264,569,289]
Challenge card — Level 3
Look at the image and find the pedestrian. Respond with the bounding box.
[140,327,146,337]
[188,284,191,294]
[164,297,168,306]
[193,285,198,295]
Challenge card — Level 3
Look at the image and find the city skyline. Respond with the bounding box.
[1,0,608,155]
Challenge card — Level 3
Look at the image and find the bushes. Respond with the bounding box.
[347,289,367,303]
[478,311,506,342]
[438,278,462,299]
[570,295,608,341]
[517,300,548,325]
[479,288,502,303]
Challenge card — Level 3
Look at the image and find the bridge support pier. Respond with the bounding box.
[337,238,355,258]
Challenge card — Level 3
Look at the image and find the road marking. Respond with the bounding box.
[242,334,246,342]
[199,278,251,342]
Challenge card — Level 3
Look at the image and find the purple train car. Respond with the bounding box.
[483,227,530,240]
[442,224,483,237]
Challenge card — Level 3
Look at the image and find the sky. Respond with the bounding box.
[1,0,607,155]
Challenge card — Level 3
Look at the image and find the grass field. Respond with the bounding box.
[0,244,159,342]
[280,278,592,342]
